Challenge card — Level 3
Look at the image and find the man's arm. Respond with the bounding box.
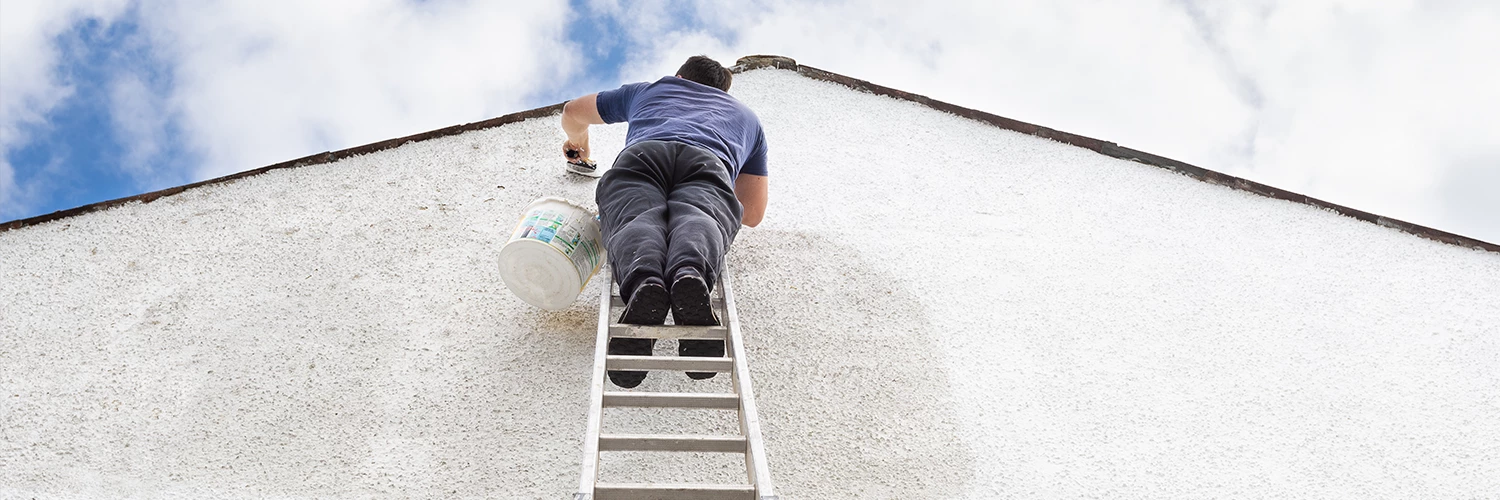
[735,174,767,227]
[561,94,605,161]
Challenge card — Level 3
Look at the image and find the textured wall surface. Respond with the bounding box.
[3,69,1498,498]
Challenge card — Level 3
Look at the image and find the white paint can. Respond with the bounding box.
[498,197,606,311]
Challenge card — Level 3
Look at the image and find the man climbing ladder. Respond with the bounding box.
[561,55,769,388]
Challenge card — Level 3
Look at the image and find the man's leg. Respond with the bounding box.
[596,141,678,388]
[661,144,743,380]
[663,145,743,294]
[597,141,680,312]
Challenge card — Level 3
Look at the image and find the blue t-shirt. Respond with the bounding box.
[595,77,768,179]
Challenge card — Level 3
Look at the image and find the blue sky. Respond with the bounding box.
[3,0,631,218]
[7,12,181,215]
[3,0,1498,243]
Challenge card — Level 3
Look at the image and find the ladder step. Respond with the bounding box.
[606,355,733,372]
[612,296,725,309]
[594,483,755,500]
[597,433,747,453]
[602,391,740,409]
[609,324,727,340]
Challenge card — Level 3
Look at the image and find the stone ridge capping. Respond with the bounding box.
[731,55,1497,253]
[0,103,564,233]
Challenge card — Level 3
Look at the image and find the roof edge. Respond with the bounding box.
[4,55,1493,253]
[731,55,1497,253]
[1,103,564,233]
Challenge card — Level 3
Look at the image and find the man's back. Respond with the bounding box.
[596,76,768,180]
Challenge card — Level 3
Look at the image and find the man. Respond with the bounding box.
[560,55,769,388]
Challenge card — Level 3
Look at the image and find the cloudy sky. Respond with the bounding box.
[2,0,1497,243]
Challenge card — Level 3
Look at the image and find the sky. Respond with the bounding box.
[2,0,1497,244]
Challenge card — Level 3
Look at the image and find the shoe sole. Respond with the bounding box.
[609,282,668,388]
[670,275,719,326]
[671,275,722,380]
[619,283,669,325]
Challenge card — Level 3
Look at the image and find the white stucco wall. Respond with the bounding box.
[3,68,1498,498]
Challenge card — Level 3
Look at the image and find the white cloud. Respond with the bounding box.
[0,0,129,219]
[127,0,577,180]
[1197,1,1500,240]
[599,0,1500,242]
[108,71,170,185]
[0,157,14,220]
[4,0,1495,243]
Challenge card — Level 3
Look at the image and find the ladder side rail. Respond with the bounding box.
[722,276,756,486]
[727,331,752,484]
[721,270,777,498]
[576,275,616,499]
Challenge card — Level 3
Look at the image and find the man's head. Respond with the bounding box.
[675,55,732,92]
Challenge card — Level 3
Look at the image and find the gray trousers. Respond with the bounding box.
[596,140,742,300]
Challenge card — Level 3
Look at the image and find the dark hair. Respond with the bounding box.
[676,55,732,91]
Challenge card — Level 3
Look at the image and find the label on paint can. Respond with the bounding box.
[507,204,604,289]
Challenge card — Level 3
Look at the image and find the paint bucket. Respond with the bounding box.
[498,197,606,311]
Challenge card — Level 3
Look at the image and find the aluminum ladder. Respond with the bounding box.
[575,266,777,500]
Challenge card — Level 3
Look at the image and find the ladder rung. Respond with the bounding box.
[594,483,755,500]
[597,433,746,453]
[606,355,733,372]
[602,391,739,409]
[612,296,725,309]
[609,324,727,340]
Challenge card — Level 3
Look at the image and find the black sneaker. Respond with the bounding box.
[670,270,723,380]
[608,281,668,388]
[619,281,669,325]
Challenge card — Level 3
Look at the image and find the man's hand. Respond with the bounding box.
[563,138,590,164]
